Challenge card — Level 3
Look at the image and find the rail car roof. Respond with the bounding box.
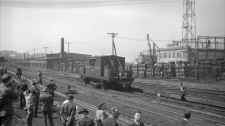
[88,55,125,59]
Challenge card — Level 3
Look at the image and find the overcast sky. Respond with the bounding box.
[0,0,224,62]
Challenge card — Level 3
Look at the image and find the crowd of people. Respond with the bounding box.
[0,66,192,126]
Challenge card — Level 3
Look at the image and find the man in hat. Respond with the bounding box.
[37,71,43,85]
[60,93,77,126]
[47,80,57,98]
[16,67,22,80]
[24,89,34,126]
[102,107,120,126]
[30,79,40,117]
[19,82,28,109]
[40,87,54,126]
[0,74,17,126]
[78,108,95,126]
[129,111,145,126]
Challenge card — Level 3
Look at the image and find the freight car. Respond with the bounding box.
[81,55,134,89]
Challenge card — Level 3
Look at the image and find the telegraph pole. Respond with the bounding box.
[107,33,118,56]
[33,48,36,57]
[66,41,71,53]
[147,33,152,58]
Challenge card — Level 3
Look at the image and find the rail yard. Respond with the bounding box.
[4,62,225,126]
[1,0,225,126]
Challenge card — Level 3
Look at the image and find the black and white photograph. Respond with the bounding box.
[0,0,224,126]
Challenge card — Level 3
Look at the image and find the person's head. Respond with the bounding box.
[26,89,31,94]
[180,82,183,86]
[184,111,191,120]
[31,89,36,94]
[50,79,54,83]
[79,108,89,118]
[67,94,74,101]
[97,103,106,110]
[22,83,28,91]
[134,111,142,122]
[32,79,37,86]
[1,74,12,86]
[111,107,120,119]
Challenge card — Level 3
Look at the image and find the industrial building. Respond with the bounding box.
[18,37,91,74]
[132,35,225,80]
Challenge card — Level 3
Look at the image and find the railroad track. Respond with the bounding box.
[134,79,225,96]
[8,70,130,126]
[133,81,225,108]
[8,64,225,126]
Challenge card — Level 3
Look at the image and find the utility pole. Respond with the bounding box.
[107,33,118,56]
[33,48,36,57]
[66,41,71,53]
[147,34,152,58]
[43,47,48,54]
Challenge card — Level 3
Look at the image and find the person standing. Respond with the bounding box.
[180,82,186,101]
[40,87,54,126]
[78,108,95,126]
[47,80,57,98]
[60,94,77,126]
[102,107,120,126]
[30,80,40,117]
[16,68,22,80]
[128,112,145,126]
[37,71,43,85]
[24,89,34,126]
[0,74,18,126]
[95,103,107,126]
[19,82,28,109]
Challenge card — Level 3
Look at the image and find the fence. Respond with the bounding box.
[130,61,225,81]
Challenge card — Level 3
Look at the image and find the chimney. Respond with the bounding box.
[61,37,64,57]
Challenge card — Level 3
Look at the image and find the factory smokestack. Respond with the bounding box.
[61,37,65,57]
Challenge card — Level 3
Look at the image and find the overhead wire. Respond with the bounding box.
[0,0,179,8]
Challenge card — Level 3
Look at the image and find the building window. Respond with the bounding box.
[173,52,176,58]
[89,58,96,66]
[168,52,171,58]
[183,52,187,58]
[164,52,167,58]
[159,53,162,58]
[177,52,181,58]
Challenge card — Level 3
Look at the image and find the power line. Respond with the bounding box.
[0,0,179,8]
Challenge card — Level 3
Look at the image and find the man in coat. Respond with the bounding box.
[40,87,54,126]
[60,94,77,126]
[102,107,120,126]
[128,111,145,126]
[30,80,40,117]
[0,74,18,126]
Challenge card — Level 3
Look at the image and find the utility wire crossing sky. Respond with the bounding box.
[0,0,224,62]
